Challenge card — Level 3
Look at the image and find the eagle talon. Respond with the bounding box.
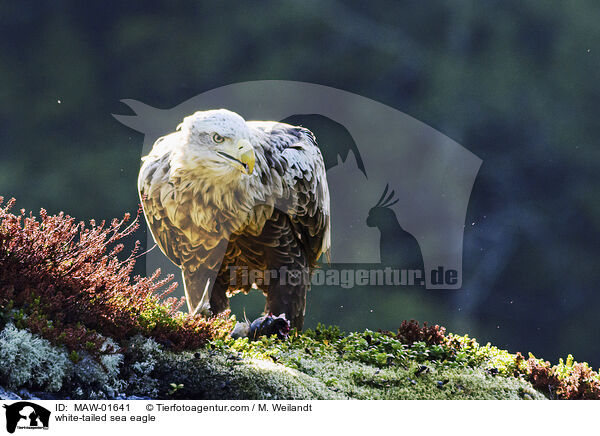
[194,302,213,318]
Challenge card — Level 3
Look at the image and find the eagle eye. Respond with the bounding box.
[212,133,225,143]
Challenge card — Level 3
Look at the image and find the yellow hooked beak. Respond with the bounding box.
[217,139,255,175]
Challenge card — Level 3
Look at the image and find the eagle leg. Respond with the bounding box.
[182,267,215,317]
[209,277,230,315]
[264,267,308,330]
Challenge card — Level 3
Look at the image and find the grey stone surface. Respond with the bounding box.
[0,386,21,401]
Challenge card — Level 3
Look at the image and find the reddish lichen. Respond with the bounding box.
[385,319,447,346]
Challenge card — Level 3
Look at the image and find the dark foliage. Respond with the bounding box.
[0,197,233,354]
[385,320,600,399]
[385,319,447,346]
[516,353,600,400]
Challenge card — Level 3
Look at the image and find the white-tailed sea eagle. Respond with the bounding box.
[138,109,330,329]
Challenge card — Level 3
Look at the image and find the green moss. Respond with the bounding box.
[0,322,591,400]
[125,344,345,400]
[114,326,545,400]
[198,328,545,400]
[68,350,81,363]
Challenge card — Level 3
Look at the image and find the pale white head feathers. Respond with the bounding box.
[172,109,256,182]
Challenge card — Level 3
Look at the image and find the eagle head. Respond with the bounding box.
[175,109,256,179]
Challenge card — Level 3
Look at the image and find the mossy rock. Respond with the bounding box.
[120,332,545,400]
[147,349,544,400]
[0,324,569,400]
[149,349,345,399]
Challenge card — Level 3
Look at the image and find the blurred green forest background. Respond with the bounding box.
[1,1,599,365]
